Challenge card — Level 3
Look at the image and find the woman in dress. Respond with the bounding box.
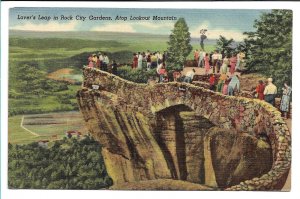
[255,80,265,100]
[204,53,210,74]
[229,54,237,75]
[220,55,229,74]
[132,53,138,69]
[280,82,292,119]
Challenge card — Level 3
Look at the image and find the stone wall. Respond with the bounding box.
[77,67,291,190]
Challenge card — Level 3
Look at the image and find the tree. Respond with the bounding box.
[166,18,192,70]
[243,10,292,87]
[14,63,46,94]
[216,35,235,55]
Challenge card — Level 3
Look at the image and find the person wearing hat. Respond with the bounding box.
[264,78,277,106]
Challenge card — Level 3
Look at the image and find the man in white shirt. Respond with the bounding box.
[212,51,219,73]
[184,69,196,83]
[102,53,109,71]
[264,78,277,106]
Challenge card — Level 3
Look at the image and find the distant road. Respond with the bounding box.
[20,115,39,137]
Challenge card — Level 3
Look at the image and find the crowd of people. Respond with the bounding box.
[87,52,118,75]
[193,49,246,75]
[85,49,291,119]
[132,50,168,70]
[252,78,292,119]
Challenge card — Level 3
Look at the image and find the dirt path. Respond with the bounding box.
[20,115,40,137]
[47,68,75,83]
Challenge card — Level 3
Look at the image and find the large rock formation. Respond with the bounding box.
[77,67,291,190]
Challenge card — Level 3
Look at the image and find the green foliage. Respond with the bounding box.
[216,35,235,55]
[243,10,292,87]
[166,18,193,70]
[117,66,157,83]
[8,136,113,189]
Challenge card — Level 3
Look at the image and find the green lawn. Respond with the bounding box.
[8,115,40,144]
[8,111,88,145]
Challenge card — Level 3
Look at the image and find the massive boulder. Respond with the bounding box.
[77,68,291,190]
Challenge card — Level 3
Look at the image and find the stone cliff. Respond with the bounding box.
[77,67,291,190]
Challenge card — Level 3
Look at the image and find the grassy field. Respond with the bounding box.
[8,111,88,144]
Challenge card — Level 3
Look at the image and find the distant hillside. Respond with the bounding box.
[9,30,217,45]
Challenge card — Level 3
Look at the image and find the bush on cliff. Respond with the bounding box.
[8,136,113,189]
[117,66,157,83]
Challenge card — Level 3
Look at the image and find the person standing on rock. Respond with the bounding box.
[220,54,229,74]
[264,78,277,106]
[255,80,265,100]
[209,73,216,91]
[212,51,219,73]
[194,49,199,66]
[103,53,109,71]
[138,52,143,69]
[111,60,118,75]
[280,82,292,119]
[204,53,210,74]
[229,53,237,75]
[228,75,240,96]
[132,53,138,69]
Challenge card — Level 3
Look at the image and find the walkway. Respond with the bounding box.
[20,115,40,137]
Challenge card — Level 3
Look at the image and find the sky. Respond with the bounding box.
[9,8,269,41]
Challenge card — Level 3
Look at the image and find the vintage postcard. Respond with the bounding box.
[6,6,292,192]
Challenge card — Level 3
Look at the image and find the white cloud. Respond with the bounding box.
[91,23,136,33]
[190,21,246,41]
[91,21,174,33]
[10,21,78,31]
[136,21,174,29]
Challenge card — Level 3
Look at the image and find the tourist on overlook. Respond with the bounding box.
[236,51,245,71]
[255,80,265,100]
[209,73,216,91]
[194,49,199,66]
[138,52,143,69]
[204,53,210,74]
[228,75,240,96]
[111,60,118,75]
[146,52,152,70]
[132,53,138,69]
[229,53,237,75]
[184,68,196,83]
[96,54,101,69]
[102,53,109,71]
[173,70,182,82]
[212,51,219,73]
[158,64,167,83]
[222,79,230,95]
[216,73,227,93]
[198,49,205,67]
[280,82,292,119]
[92,54,98,68]
[151,53,158,68]
[217,51,223,73]
[264,78,277,106]
[220,54,229,74]
[88,54,93,64]
[88,55,94,68]
[98,52,104,67]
